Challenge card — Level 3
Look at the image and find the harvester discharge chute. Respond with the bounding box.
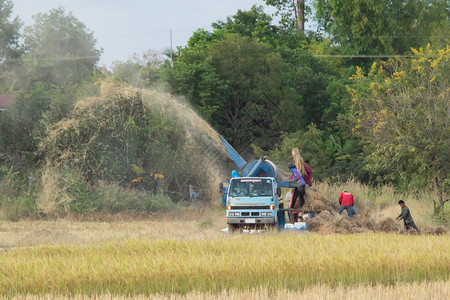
[218,135,296,188]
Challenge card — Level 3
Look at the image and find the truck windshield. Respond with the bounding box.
[229,178,273,197]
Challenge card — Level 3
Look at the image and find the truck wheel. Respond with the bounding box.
[228,224,240,233]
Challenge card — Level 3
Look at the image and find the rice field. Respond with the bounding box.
[0,232,448,297]
[0,206,448,298]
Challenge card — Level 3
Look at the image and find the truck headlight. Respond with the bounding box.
[261,212,272,216]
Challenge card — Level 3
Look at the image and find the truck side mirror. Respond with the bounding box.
[219,182,223,189]
[277,187,282,197]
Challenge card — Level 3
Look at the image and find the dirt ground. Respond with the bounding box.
[0,207,228,248]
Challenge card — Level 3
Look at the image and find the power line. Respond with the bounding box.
[10,53,437,63]
[313,54,418,58]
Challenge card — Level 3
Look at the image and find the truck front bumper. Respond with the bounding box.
[227,217,276,224]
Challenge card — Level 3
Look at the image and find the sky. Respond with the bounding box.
[12,0,277,68]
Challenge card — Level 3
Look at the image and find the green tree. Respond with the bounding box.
[23,6,102,87]
[253,124,331,179]
[166,34,301,150]
[209,34,300,149]
[213,5,279,43]
[0,0,23,90]
[0,81,61,171]
[348,44,449,213]
[280,46,336,128]
[315,0,450,55]
[0,7,103,169]
[0,0,21,64]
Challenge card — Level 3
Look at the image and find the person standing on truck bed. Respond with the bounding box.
[303,160,313,187]
[288,163,306,223]
[338,190,354,218]
[396,200,420,233]
[285,188,294,223]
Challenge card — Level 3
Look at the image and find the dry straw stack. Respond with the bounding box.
[302,188,447,235]
[291,147,306,176]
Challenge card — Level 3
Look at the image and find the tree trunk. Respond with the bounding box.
[432,176,449,214]
[296,0,305,31]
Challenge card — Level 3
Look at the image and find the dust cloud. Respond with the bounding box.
[100,81,230,201]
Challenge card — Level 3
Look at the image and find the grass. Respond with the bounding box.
[0,233,448,296]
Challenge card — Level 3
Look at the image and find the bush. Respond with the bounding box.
[0,166,37,220]
[90,181,173,213]
[0,195,36,221]
[435,202,449,225]
[35,165,174,215]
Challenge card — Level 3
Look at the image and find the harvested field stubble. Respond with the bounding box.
[0,234,448,296]
[0,209,227,248]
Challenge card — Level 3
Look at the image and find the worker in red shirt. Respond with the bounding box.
[338,190,354,218]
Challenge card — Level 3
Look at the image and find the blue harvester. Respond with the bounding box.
[219,135,297,232]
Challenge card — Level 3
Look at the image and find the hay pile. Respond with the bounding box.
[305,211,377,234]
[379,217,402,232]
[300,187,405,234]
[422,226,447,235]
[304,208,447,235]
[302,187,339,211]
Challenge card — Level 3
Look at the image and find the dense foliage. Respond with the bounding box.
[315,0,449,55]
[0,0,448,218]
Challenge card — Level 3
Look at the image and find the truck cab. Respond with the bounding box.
[226,177,281,232]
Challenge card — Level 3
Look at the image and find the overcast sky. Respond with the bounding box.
[13,0,278,68]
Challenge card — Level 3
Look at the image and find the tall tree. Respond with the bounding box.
[265,0,308,31]
[315,0,450,55]
[0,0,23,90]
[349,45,450,213]
[166,34,302,150]
[0,0,21,64]
[213,5,278,39]
[23,6,102,87]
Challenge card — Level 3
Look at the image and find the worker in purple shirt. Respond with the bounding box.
[303,160,313,187]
